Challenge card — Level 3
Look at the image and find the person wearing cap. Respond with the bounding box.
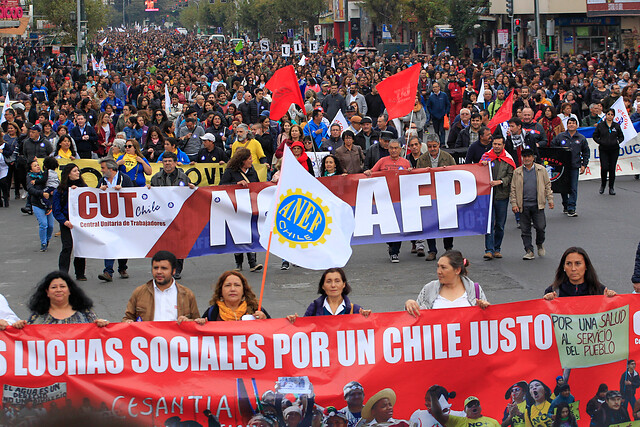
[355,117,380,151]
[594,390,630,426]
[429,393,499,427]
[304,109,329,148]
[509,147,553,260]
[316,82,331,105]
[335,130,364,174]
[359,388,407,427]
[363,130,392,171]
[197,133,227,164]
[586,384,608,425]
[324,407,350,427]
[284,404,304,427]
[410,385,464,427]
[347,114,362,135]
[21,124,52,161]
[341,382,365,427]
[501,381,527,427]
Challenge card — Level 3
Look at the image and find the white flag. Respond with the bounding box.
[298,55,306,66]
[330,109,349,134]
[477,79,485,103]
[142,27,149,33]
[98,58,108,76]
[331,57,336,69]
[98,37,108,46]
[612,96,638,146]
[258,146,355,269]
[0,94,10,125]
[90,54,99,72]
[164,84,171,114]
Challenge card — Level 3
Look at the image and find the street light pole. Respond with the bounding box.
[76,0,81,67]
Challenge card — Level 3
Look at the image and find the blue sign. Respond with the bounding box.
[287,29,294,38]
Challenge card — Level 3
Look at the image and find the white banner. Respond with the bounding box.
[293,40,303,54]
[260,39,270,52]
[580,136,640,180]
[3,383,67,405]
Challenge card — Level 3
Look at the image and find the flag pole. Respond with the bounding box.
[258,153,286,311]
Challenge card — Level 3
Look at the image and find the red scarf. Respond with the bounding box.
[481,148,516,169]
[290,141,310,171]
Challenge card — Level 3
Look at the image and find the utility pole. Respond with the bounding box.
[506,0,513,62]
[534,0,541,59]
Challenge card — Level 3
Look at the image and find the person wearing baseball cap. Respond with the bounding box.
[509,146,553,261]
[593,390,630,425]
[341,381,365,427]
[429,391,499,426]
[323,406,350,427]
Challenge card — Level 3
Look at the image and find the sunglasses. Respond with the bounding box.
[126,145,134,148]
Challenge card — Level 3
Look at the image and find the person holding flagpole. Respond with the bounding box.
[593,108,624,195]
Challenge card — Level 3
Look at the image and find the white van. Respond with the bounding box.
[175,27,188,35]
[209,34,226,43]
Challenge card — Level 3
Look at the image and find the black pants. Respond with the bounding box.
[59,224,86,277]
[387,242,402,255]
[600,147,619,188]
[520,205,546,252]
[432,117,446,146]
[176,259,184,275]
[8,163,26,196]
[0,176,9,205]
[234,252,257,267]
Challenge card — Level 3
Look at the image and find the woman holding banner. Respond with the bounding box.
[25,271,108,326]
[116,139,152,187]
[543,247,617,299]
[287,268,371,321]
[404,250,490,314]
[199,271,269,321]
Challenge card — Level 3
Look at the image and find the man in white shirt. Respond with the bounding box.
[123,251,200,322]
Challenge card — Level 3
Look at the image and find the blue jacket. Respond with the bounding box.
[303,295,362,317]
[157,149,190,164]
[101,96,124,114]
[304,120,329,147]
[427,91,450,119]
[52,183,87,224]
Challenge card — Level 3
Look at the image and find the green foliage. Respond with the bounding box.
[179,1,236,33]
[34,0,111,44]
[237,0,323,39]
[447,0,488,54]
[405,0,448,35]
[360,0,405,38]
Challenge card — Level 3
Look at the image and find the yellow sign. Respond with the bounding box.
[38,158,267,188]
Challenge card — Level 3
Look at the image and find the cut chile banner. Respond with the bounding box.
[68,164,492,260]
[0,295,633,426]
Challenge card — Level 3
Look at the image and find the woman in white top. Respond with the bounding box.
[557,102,580,130]
[405,250,490,315]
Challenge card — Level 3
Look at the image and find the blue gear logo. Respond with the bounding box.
[274,189,332,249]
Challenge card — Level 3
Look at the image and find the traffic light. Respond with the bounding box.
[506,0,513,16]
[514,18,521,32]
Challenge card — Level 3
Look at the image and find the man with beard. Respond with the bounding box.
[122,250,200,322]
[501,382,527,427]
[594,390,630,426]
[430,394,500,426]
[341,381,365,427]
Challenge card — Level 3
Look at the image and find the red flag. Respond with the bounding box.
[376,64,421,120]
[265,65,305,121]
[488,90,515,132]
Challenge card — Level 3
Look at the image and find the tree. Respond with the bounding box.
[237,0,279,39]
[34,0,112,44]
[405,0,448,53]
[447,0,488,54]
[360,0,407,40]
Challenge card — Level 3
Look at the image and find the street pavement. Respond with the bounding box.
[1,176,638,322]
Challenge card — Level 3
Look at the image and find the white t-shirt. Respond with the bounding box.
[153,280,178,321]
[409,409,466,427]
[432,292,472,309]
[0,294,20,323]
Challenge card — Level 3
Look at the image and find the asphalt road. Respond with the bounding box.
[1,176,639,322]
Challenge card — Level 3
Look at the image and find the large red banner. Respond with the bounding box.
[0,295,635,425]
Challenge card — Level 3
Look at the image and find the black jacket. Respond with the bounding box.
[69,124,99,156]
[220,166,259,185]
[201,304,271,321]
[551,131,590,169]
[455,126,482,149]
[354,130,380,151]
[248,99,270,124]
[633,241,640,283]
[593,120,624,150]
[505,132,540,167]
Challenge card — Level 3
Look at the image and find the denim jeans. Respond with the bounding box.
[387,242,402,255]
[104,259,128,275]
[561,167,580,211]
[32,206,54,245]
[485,198,509,253]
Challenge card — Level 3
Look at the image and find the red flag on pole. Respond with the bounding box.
[376,64,421,120]
[488,90,515,132]
[265,65,305,121]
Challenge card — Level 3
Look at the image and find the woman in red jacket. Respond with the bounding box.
[96,112,115,157]
[539,106,564,147]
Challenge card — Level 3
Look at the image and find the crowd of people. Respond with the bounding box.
[0,28,640,426]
